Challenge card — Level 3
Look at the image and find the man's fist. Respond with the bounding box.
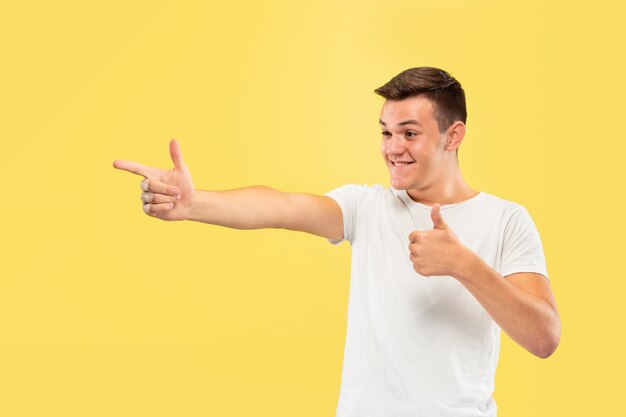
[408,204,467,277]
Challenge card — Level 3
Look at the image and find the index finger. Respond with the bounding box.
[112,160,159,178]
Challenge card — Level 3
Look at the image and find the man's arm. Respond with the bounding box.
[454,252,561,359]
[187,186,345,240]
[409,203,561,359]
[113,139,345,241]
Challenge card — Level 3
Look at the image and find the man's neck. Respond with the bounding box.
[405,171,478,207]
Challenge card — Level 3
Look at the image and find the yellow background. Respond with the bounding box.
[1,0,623,415]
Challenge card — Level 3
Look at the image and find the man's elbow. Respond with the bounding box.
[536,326,561,359]
[536,339,559,359]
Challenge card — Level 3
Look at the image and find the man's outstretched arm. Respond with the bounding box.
[113,139,344,241]
[187,186,344,240]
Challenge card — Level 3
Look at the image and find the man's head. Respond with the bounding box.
[374,67,466,134]
[375,67,468,192]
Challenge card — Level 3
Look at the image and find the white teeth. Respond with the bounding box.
[392,161,411,166]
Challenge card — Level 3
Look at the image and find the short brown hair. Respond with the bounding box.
[374,67,467,133]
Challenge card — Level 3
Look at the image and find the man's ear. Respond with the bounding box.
[444,121,466,151]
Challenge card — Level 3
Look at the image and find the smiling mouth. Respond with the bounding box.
[390,161,415,166]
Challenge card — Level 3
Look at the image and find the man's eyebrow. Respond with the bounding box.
[379,119,422,127]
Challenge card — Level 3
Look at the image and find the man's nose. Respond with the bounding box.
[386,134,405,154]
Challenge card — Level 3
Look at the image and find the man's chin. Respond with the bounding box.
[389,180,408,190]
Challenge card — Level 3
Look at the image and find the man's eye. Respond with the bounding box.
[381,131,391,137]
[406,132,417,138]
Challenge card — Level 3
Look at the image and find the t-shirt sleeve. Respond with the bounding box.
[501,206,550,281]
[324,184,368,246]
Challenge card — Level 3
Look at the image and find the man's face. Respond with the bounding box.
[379,96,449,191]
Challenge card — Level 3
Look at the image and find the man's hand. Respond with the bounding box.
[113,139,195,221]
[408,204,469,277]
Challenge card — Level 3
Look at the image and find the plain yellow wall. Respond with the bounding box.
[1,0,624,416]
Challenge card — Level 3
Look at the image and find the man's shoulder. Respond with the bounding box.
[326,183,390,197]
[325,183,398,210]
[476,192,529,218]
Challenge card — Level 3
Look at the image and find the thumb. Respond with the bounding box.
[169,138,189,172]
[431,203,448,230]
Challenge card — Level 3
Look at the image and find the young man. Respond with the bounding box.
[113,67,560,417]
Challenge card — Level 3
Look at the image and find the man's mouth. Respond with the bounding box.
[390,161,415,166]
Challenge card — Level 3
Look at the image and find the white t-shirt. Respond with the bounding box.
[324,184,549,417]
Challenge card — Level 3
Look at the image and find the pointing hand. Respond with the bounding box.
[113,139,195,221]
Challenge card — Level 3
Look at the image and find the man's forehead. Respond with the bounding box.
[379,97,435,126]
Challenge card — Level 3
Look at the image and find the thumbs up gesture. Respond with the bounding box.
[113,139,196,221]
[408,204,468,277]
